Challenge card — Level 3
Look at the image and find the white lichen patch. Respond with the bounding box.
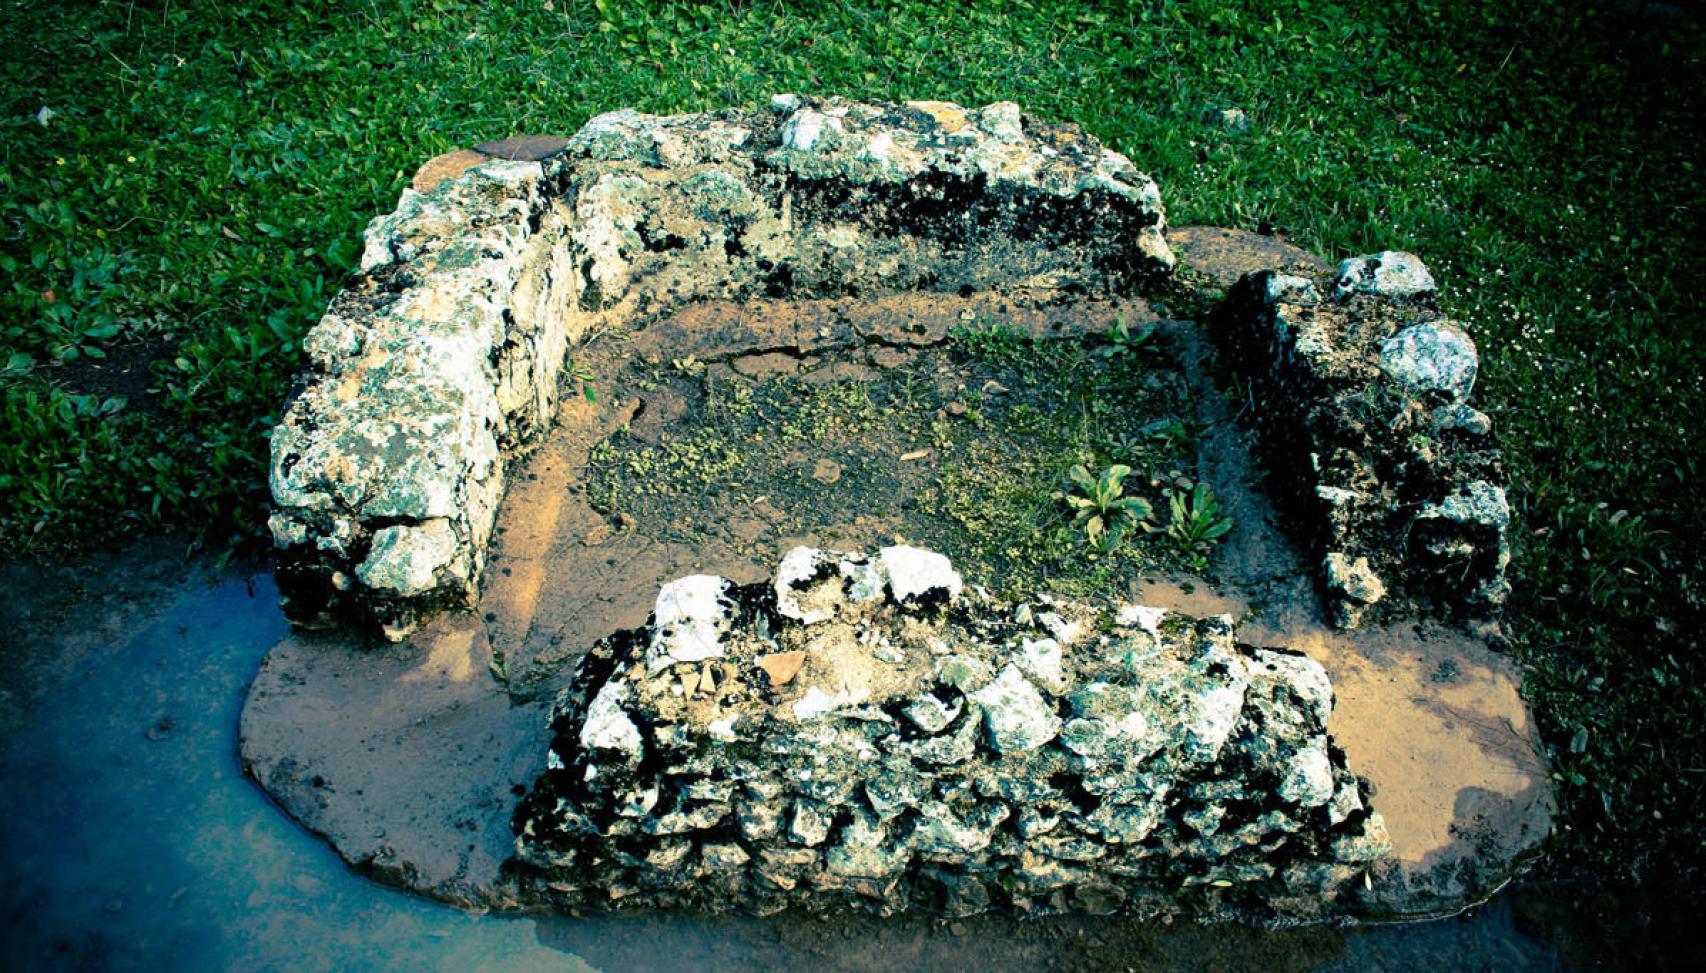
[648,574,735,668]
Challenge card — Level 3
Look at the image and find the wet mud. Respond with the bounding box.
[241,230,1551,922]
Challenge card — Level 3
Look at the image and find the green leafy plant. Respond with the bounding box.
[948,319,1027,364]
[1098,315,1155,361]
[568,360,598,402]
[1064,463,1153,553]
[1164,483,1233,552]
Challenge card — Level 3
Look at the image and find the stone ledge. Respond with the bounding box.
[1210,253,1509,628]
[267,97,1174,639]
[512,546,1392,920]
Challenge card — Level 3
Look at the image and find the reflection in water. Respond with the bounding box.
[0,570,1567,972]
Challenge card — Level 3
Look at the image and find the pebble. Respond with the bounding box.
[757,650,807,687]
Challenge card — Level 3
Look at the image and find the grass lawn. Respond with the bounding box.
[3,0,1702,893]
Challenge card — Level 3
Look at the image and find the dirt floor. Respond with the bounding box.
[237,228,1551,923]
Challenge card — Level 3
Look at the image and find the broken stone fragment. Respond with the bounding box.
[902,693,962,733]
[1431,402,1493,436]
[912,801,1007,856]
[1419,479,1510,531]
[1380,320,1479,402]
[1278,738,1336,807]
[970,664,1062,753]
[779,108,845,152]
[354,519,466,599]
[757,650,807,687]
[789,800,834,847]
[886,706,981,766]
[877,544,963,606]
[578,680,643,760]
[648,574,734,668]
[774,546,839,624]
[1263,273,1321,306]
[935,653,994,690]
[701,842,751,870]
[1322,552,1387,629]
[1335,251,1436,300]
[1014,637,1067,694]
[978,101,1025,142]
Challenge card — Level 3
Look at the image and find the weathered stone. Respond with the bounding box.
[1432,402,1493,436]
[970,664,1061,753]
[790,800,834,847]
[1212,256,1508,626]
[878,544,962,606]
[579,680,644,760]
[1335,251,1436,300]
[902,693,961,733]
[272,97,1175,636]
[1380,321,1478,402]
[1322,552,1387,628]
[512,547,1389,920]
[354,519,467,598]
[756,650,807,687]
[1014,636,1067,694]
[649,574,735,667]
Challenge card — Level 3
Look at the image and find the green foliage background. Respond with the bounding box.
[2,0,1702,890]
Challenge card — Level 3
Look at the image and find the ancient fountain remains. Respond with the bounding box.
[244,97,1549,922]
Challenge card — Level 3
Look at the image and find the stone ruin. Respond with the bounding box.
[267,95,1171,641]
[1212,254,1509,629]
[514,545,1390,920]
[247,96,1544,924]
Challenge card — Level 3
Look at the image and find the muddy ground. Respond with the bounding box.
[241,229,1549,923]
[0,230,1690,968]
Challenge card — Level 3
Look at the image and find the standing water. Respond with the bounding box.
[0,546,1575,972]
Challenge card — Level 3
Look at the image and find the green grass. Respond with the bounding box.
[2,0,1702,890]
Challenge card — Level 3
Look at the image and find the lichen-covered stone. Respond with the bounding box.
[1380,321,1478,402]
[1211,252,1508,627]
[270,97,1175,637]
[1322,552,1387,628]
[512,547,1389,920]
[1335,251,1436,300]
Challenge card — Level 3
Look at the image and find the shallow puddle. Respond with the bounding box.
[0,553,1580,972]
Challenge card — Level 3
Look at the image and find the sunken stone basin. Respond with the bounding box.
[244,98,1551,922]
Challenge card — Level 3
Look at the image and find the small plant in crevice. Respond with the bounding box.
[947,318,1028,365]
[568,360,598,402]
[1164,482,1234,557]
[1098,315,1155,362]
[1063,463,1153,554]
